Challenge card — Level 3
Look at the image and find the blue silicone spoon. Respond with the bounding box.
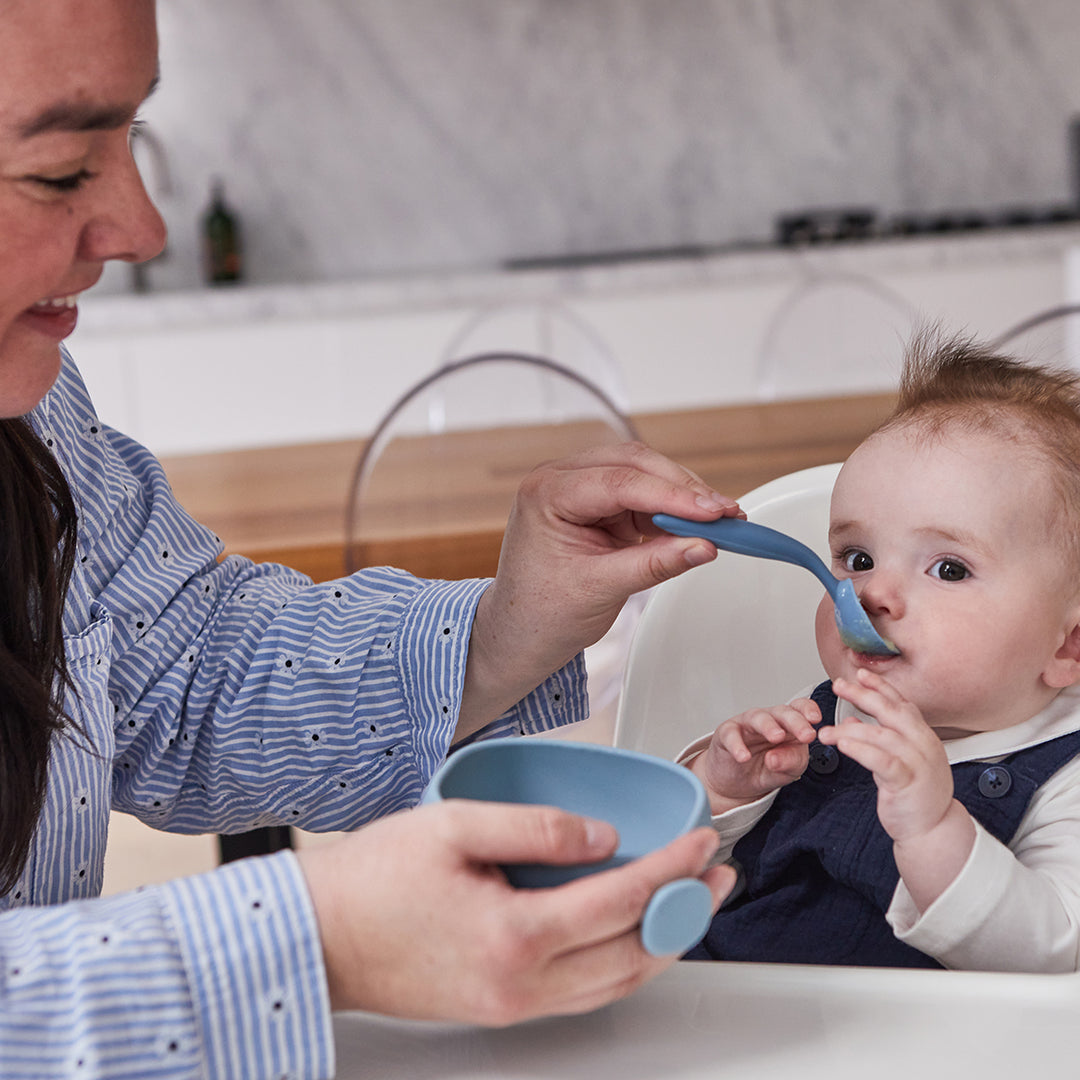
[653,514,899,656]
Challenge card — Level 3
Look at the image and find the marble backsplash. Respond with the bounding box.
[106,0,1080,296]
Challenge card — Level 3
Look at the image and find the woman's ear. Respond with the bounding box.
[1043,620,1080,689]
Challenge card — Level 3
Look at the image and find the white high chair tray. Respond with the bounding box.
[333,960,1080,1078]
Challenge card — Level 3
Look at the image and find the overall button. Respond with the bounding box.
[808,743,839,775]
[978,766,1012,799]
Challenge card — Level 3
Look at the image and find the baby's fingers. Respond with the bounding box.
[756,703,821,749]
[820,722,916,789]
[832,672,888,714]
[716,722,754,764]
[763,743,812,778]
[751,704,819,742]
[716,702,821,765]
[832,670,924,733]
[786,698,823,735]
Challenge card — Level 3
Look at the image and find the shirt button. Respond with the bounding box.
[978,766,1012,798]
[808,743,839,775]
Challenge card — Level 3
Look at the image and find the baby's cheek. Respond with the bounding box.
[815,594,844,677]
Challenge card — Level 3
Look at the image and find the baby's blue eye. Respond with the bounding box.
[842,550,873,572]
[930,559,969,582]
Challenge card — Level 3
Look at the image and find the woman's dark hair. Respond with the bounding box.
[0,415,78,894]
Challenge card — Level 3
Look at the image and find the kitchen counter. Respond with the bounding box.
[332,960,1080,1080]
[79,221,1080,336]
[71,222,1080,458]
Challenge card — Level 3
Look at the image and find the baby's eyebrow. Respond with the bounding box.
[827,519,860,543]
[18,69,159,139]
[829,520,988,553]
[913,525,987,552]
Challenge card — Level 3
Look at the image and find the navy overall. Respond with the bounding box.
[686,681,1080,968]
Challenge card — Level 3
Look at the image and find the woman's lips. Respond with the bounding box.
[19,294,81,340]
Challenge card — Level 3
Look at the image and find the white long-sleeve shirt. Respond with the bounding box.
[681,684,1080,972]
[0,351,585,1078]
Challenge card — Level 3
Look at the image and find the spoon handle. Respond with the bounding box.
[652,514,839,599]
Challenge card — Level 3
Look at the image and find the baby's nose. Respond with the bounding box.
[857,570,904,617]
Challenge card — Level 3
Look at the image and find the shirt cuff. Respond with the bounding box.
[397,576,588,756]
[494,651,589,736]
[395,576,490,774]
[158,850,334,1080]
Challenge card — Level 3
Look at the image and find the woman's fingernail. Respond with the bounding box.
[584,819,618,852]
[684,543,715,567]
[695,492,734,512]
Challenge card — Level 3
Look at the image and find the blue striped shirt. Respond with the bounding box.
[0,351,586,1078]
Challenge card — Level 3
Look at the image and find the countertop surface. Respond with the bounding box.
[332,960,1080,1079]
[78,222,1080,335]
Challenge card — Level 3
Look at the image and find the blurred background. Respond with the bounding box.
[103,0,1080,292]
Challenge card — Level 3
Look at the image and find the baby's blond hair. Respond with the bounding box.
[876,327,1080,567]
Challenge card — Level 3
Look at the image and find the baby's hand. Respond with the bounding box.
[822,668,977,913]
[821,669,954,844]
[693,699,820,813]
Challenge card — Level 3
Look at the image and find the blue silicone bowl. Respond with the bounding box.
[422,738,714,955]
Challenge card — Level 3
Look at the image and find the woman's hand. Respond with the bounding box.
[459,442,740,737]
[691,699,820,813]
[297,799,735,1025]
[822,668,976,911]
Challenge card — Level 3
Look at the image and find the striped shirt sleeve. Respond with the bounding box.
[0,852,331,1079]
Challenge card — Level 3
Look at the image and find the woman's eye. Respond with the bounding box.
[931,559,969,582]
[842,550,874,573]
[30,169,93,192]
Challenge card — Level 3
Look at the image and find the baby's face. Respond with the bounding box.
[815,422,1080,737]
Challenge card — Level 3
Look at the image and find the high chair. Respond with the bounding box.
[614,462,842,762]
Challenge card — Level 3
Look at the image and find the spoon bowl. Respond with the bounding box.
[653,514,898,656]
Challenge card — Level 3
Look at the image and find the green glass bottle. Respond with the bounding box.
[201,178,243,285]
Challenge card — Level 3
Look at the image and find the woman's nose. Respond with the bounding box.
[78,150,167,266]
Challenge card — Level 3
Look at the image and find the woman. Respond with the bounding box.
[0,1,735,1076]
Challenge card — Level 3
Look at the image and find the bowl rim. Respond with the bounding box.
[423,737,710,837]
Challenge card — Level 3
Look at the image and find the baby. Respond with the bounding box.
[683,331,1080,971]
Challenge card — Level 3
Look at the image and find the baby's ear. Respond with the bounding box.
[1044,621,1080,689]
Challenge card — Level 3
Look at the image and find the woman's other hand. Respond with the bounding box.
[297,799,734,1025]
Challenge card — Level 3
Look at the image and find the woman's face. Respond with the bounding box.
[0,0,165,417]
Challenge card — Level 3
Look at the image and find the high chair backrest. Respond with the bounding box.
[613,463,842,762]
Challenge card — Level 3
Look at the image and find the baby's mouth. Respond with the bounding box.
[853,646,899,665]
